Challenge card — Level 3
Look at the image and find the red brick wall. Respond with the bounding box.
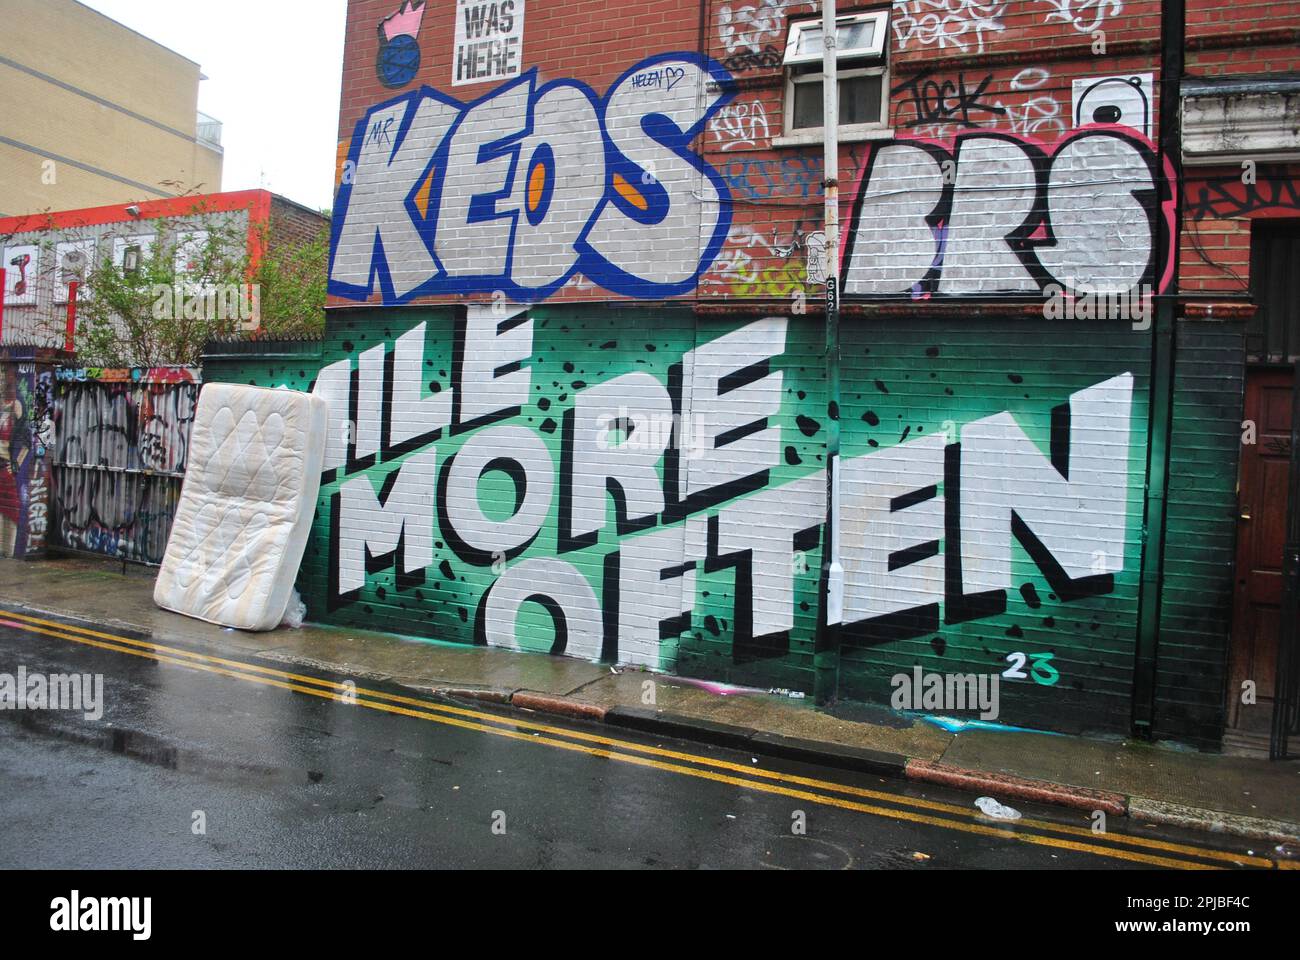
[1181,164,1300,297]
[1182,0,1300,298]
[332,0,704,307]
[328,0,1298,308]
[340,0,700,127]
[698,1,1167,302]
[268,196,329,256]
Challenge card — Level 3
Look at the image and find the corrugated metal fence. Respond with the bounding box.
[50,367,199,565]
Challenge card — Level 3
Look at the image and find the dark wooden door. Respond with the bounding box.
[1228,368,1294,732]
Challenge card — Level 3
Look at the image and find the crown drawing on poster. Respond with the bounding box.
[382,0,425,42]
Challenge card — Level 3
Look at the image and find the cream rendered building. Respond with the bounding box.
[0,0,223,217]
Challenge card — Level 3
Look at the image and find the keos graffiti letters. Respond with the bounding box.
[330,53,737,304]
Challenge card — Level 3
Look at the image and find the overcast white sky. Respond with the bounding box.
[81,0,348,212]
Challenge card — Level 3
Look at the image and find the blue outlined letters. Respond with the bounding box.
[329,54,736,303]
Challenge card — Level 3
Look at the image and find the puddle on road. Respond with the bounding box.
[3,711,311,787]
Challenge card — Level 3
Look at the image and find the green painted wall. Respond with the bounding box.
[1156,321,1246,748]
[311,307,829,693]
[837,319,1151,737]
[201,309,1243,743]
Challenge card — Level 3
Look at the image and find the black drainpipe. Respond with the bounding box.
[1132,0,1185,740]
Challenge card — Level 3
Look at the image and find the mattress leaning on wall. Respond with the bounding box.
[154,383,328,631]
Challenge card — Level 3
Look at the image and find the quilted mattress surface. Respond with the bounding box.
[154,383,328,631]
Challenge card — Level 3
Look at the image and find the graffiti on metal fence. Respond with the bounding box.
[0,364,54,558]
[52,469,182,565]
[50,368,198,564]
[54,374,197,476]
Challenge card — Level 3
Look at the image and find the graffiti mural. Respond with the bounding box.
[0,366,31,557]
[23,369,54,555]
[833,318,1148,727]
[702,223,812,298]
[709,98,771,152]
[891,0,1011,55]
[200,307,1150,727]
[721,43,781,73]
[893,71,1008,131]
[1072,74,1152,138]
[334,24,1168,309]
[1185,173,1300,221]
[0,368,29,556]
[891,0,1125,55]
[378,0,427,89]
[330,53,737,304]
[0,360,57,559]
[717,0,817,55]
[50,368,199,565]
[842,129,1175,297]
[891,68,1068,141]
[304,0,1254,743]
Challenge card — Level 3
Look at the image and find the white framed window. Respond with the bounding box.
[783,10,888,67]
[780,11,891,146]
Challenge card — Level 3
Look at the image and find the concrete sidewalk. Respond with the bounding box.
[1,556,1296,844]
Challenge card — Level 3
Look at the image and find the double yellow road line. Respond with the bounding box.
[0,606,1285,870]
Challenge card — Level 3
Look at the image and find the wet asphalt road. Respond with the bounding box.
[0,616,1283,870]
